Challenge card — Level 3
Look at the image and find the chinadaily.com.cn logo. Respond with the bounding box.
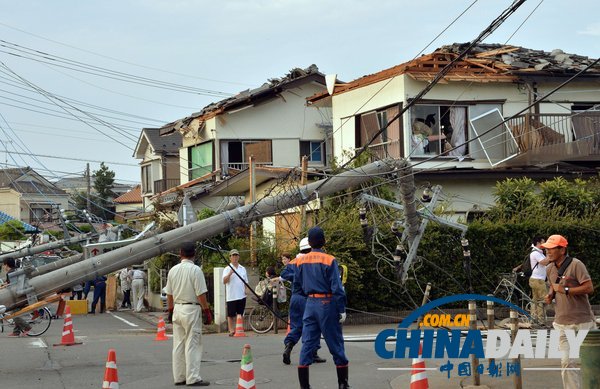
[373,294,589,379]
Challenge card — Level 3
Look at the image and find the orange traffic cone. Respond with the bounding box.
[410,343,429,389]
[102,348,119,389]
[53,306,82,346]
[238,344,256,389]
[154,316,168,341]
[233,314,246,337]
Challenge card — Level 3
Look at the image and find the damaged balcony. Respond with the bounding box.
[504,111,600,166]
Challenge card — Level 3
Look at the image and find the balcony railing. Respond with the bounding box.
[506,112,600,154]
[221,161,273,175]
[153,178,180,194]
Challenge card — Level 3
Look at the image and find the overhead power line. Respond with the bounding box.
[0,20,252,88]
[0,150,138,166]
[0,39,234,97]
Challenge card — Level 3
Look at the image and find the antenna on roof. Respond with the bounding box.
[325,74,337,95]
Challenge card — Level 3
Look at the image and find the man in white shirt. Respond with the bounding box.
[529,235,549,322]
[165,241,212,386]
[222,249,248,336]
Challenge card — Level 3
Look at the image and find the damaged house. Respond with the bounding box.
[308,43,600,218]
[149,65,331,250]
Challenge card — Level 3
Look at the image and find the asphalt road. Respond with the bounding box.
[0,311,409,388]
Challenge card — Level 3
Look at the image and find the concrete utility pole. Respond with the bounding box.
[86,163,91,213]
[397,160,420,245]
[0,158,400,310]
[249,155,257,267]
[0,233,94,262]
[299,155,308,234]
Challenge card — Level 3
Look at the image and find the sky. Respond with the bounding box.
[0,0,598,186]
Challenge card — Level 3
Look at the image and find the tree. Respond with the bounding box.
[0,220,26,240]
[93,162,116,221]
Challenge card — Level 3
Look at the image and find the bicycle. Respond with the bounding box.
[492,271,547,327]
[248,303,275,334]
[248,277,289,334]
[0,305,53,337]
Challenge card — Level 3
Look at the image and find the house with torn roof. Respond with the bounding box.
[159,64,331,183]
[0,167,69,224]
[154,65,330,249]
[133,127,182,210]
[308,43,600,218]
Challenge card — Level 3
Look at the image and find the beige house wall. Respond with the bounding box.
[0,188,21,219]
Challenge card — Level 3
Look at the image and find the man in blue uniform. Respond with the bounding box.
[280,237,326,365]
[294,227,350,389]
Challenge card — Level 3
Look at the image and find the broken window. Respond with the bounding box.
[220,140,272,173]
[188,141,213,180]
[470,109,519,166]
[410,105,468,157]
[356,104,403,159]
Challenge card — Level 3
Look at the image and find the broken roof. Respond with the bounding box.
[160,64,326,135]
[309,43,600,101]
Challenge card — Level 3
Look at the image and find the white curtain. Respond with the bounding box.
[449,107,466,156]
[220,141,229,175]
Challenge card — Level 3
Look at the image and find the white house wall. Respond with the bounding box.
[332,77,406,162]
[272,139,300,167]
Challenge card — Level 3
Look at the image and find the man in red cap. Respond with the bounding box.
[542,234,596,389]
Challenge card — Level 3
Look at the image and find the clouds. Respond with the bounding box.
[577,23,600,36]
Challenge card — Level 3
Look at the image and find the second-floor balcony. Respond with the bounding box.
[505,112,600,165]
[153,178,180,194]
[221,161,273,175]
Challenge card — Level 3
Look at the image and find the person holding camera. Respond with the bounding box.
[542,234,596,389]
[165,241,212,387]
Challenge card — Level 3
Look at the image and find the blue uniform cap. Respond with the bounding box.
[308,226,325,249]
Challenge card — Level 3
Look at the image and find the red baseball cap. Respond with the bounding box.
[541,235,568,248]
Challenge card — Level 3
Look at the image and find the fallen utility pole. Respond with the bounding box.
[0,233,95,262]
[0,158,401,310]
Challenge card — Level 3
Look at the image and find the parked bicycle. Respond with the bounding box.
[248,276,288,334]
[0,305,53,337]
[492,271,547,327]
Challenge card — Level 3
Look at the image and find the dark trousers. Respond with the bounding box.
[91,283,106,313]
[121,289,131,307]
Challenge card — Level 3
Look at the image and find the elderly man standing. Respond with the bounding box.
[543,234,596,389]
[166,241,212,387]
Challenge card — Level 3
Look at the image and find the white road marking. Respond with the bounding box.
[29,338,48,348]
[108,311,139,327]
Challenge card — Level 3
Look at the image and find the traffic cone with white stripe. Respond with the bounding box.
[53,305,82,346]
[410,343,429,389]
[238,344,256,389]
[102,348,119,389]
[233,314,246,337]
[154,316,168,341]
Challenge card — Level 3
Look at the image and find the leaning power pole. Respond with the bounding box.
[0,158,401,310]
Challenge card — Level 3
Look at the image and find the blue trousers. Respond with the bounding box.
[285,294,306,346]
[299,297,348,366]
[91,282,106,313]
